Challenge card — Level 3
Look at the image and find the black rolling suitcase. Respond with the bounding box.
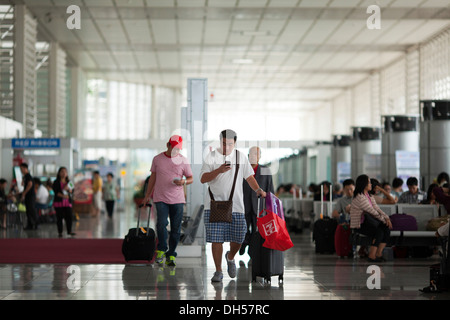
[249,197,284,284]
[122,203,156,262]
[313,198,337,253]
[313,216,337,253]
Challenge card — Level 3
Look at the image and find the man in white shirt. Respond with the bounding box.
[200,129,266,282]
[34,178,49,209]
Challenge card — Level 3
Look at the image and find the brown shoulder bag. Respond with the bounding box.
[208,150,240,223]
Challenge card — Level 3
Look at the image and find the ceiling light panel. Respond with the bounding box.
[122,19,153,44]
[204,20,231,44]
[96,20,128,43]
[177,0,206,7]
[145,0,175,7]
[150,20,177,44]
[135,52,159,68]
[115,0,145,7]
[178,20,203,44]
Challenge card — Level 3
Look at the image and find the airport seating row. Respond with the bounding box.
[281,198,447,247]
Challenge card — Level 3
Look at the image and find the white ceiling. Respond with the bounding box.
[10,0,450,113]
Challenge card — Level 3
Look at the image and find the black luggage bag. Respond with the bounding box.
[421,236,450,293]
[313,217,337,254]
[249,197,284,284]
[122,203,156,262]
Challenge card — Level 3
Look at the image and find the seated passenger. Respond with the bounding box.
[370,178,396,204]
[421,183,439,205]
[276,184,292,198]
[307,183,318,198]
[332,179,354,223]
[382,182,398,202]
[398,177,427,204]
[391,177,404,199]
[333,183,343,199]
[314,181,332,201]
[433,185,450,214]
[350,174,392,262]
[437,172,449,187]
[382,182,391,193]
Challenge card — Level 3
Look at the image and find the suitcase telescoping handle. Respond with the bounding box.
[256,196,266,232]
[257,196,265,219]
[137,202,152,237]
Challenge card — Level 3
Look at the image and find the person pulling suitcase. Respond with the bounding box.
[141,135,193,267]
[200,130,267,282]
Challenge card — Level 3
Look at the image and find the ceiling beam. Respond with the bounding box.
[15,5,450,21]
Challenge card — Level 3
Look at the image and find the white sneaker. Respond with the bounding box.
[225,251,237,278]
[211,271,223,282]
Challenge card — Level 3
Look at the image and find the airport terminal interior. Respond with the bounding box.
[1,0,450,303]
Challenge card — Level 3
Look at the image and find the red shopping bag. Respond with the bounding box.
[257,209,293,251]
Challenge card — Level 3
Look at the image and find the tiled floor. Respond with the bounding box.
[1,202,449,301]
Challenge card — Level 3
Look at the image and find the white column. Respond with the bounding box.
[182,78,208,247]
[70,67,86,139]
[49,42,67,137]
[13,5,37,137]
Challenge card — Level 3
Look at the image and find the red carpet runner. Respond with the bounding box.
[0,238,127,264]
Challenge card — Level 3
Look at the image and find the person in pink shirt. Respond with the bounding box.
[52,167,75,237]
[142,135,193,266]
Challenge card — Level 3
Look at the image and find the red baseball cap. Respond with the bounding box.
[169,135,183,149]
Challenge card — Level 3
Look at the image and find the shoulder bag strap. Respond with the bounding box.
[208,187,215,201]
[208,150,240,201]
[228,150,240,200]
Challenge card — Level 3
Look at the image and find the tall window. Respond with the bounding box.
[84,79,152,141]
[83,79,152,162]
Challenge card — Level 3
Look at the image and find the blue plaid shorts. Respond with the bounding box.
[204,210,247,244]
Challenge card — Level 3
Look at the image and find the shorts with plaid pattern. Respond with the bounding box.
[204,210,247,244]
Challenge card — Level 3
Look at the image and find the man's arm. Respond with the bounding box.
[376,186,396,204]
[185,176,193,185]
[142,173,156,204]
[246,175,266,198]
[21,180,33,201]
[174,176,193,186]
[200,164,230,184]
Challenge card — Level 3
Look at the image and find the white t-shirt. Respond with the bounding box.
[200,148,254,214]
[36,185,49,205]
[438,222,449,237]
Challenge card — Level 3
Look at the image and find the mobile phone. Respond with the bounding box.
[225,161,231,167]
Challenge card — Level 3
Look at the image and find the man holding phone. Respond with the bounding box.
[200,129,267,282]
[142,135,193,267]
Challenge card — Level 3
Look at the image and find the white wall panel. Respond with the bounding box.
[420,29,450,100]
[380,57,406,116]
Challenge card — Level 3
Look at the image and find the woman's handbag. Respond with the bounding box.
[362,212,381,228]
[209,151,239,223]
[17,202,26,213]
